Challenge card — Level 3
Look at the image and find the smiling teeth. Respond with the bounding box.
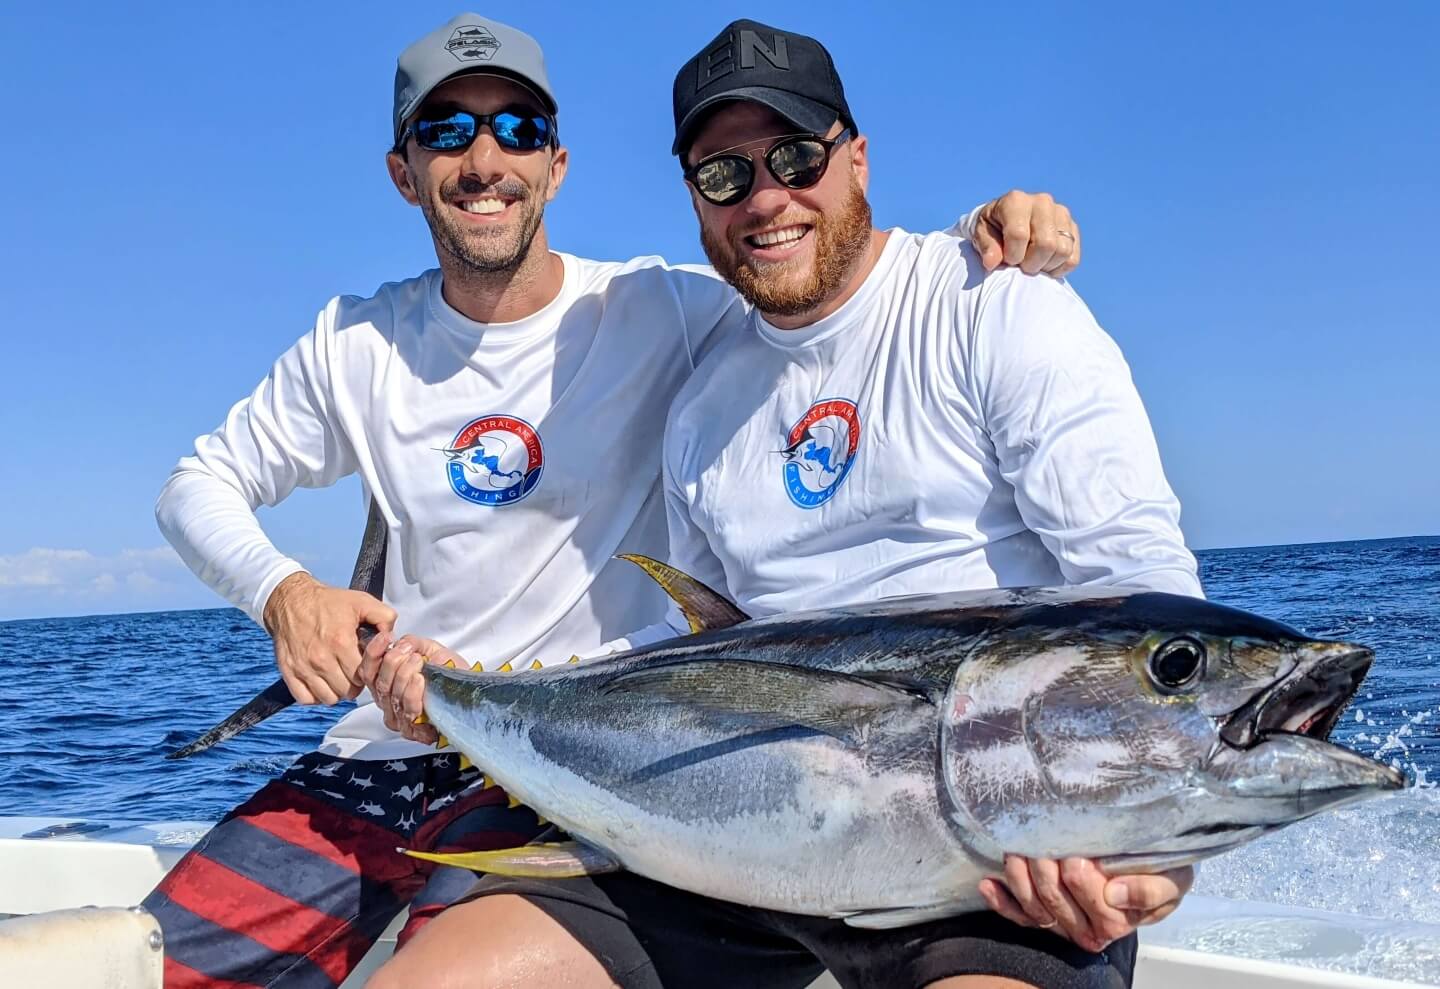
[751,227,806,247]
[461,199,505,214]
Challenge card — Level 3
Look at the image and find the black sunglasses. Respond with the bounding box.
[683,129,852,207]
[398,106,555,153]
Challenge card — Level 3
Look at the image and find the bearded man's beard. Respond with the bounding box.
[420,174,547,274]
[701,176,872,318]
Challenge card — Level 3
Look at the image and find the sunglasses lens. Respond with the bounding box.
[415,112,477,150]
[769,139,829,189]
[694,156,754,206]
[492,111,551,150]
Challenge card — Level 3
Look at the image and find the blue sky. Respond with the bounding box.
[1,2,1436,620]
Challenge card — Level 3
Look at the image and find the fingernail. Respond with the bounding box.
[1105,884,1129,909]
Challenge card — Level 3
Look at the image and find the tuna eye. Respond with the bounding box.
[1150,637,1205,690]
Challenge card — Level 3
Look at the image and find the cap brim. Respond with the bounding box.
[672,87,838,156]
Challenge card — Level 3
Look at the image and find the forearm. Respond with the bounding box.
[976,275,1200,598]
[156,460,306,625]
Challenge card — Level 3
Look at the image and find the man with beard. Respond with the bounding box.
[365,18,1199,989]
[148,13,1078,989]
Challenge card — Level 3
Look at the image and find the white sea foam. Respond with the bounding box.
[1174,711,1440,982]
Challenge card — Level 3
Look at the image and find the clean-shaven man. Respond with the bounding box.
[366,18,1198,989]
[149,12,1077,989]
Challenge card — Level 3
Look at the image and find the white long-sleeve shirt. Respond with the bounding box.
[158,257,744,759]
[156,210,985,760]
[633,229,1199,643]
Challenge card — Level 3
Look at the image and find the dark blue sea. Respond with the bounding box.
[3,535,1438,933]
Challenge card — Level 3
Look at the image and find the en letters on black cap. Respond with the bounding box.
[695,27,791,91]
[671,19,856,156]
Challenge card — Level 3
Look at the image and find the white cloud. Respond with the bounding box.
[0,546,204,620]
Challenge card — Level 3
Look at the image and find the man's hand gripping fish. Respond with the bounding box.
[407,557,1405,929]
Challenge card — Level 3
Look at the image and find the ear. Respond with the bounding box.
[386,150,421,206]
[847,132,870,196]
[543,145,570,203]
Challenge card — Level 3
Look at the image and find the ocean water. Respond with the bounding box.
[2,535,1438,977]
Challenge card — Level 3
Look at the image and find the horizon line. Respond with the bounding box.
[1,532,1434,627]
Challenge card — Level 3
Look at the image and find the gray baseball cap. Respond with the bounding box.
[392,14,557,144]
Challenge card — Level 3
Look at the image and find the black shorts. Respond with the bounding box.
[460,869,1136,989]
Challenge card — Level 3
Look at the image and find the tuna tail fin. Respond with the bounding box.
[169,498,390,759]
[617,555,749,633]
[166,677,296,759]
[399,841,620,878]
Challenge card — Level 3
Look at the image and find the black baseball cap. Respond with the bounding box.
[671,19,856,158]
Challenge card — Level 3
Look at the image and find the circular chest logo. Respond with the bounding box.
[778,398,860,509]
[439,414,544,506]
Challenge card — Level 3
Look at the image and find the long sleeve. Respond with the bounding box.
[968,272,1202,597]
[155,302,361,625]
[945,202,985,242]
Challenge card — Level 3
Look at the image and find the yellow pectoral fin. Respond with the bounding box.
[398,841,620,878]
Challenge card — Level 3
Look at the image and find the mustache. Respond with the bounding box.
[443,176,531,202]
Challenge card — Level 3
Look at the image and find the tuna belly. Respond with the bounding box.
[440,698,985,916]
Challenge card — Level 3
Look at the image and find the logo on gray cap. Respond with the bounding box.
[446,25,502,62]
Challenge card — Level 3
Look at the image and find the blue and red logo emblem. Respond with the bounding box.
[778,398,860,509]
[438,414,544,506]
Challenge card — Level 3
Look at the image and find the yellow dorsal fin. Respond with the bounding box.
[616,555,749,634]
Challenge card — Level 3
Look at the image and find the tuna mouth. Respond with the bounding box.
[1218,642,1373,749]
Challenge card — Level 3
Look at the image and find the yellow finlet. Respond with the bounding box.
[534,814,550,827]
[442,658,458,669]
[497,661,514,673]
[458,755,474,771]
[435,735,450,750]
[508,793,523,810]
[470,660,485,672]
[412,713,429,726]
[530,659,544,670]
[482,774,496,790]
[567,655,581,664]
